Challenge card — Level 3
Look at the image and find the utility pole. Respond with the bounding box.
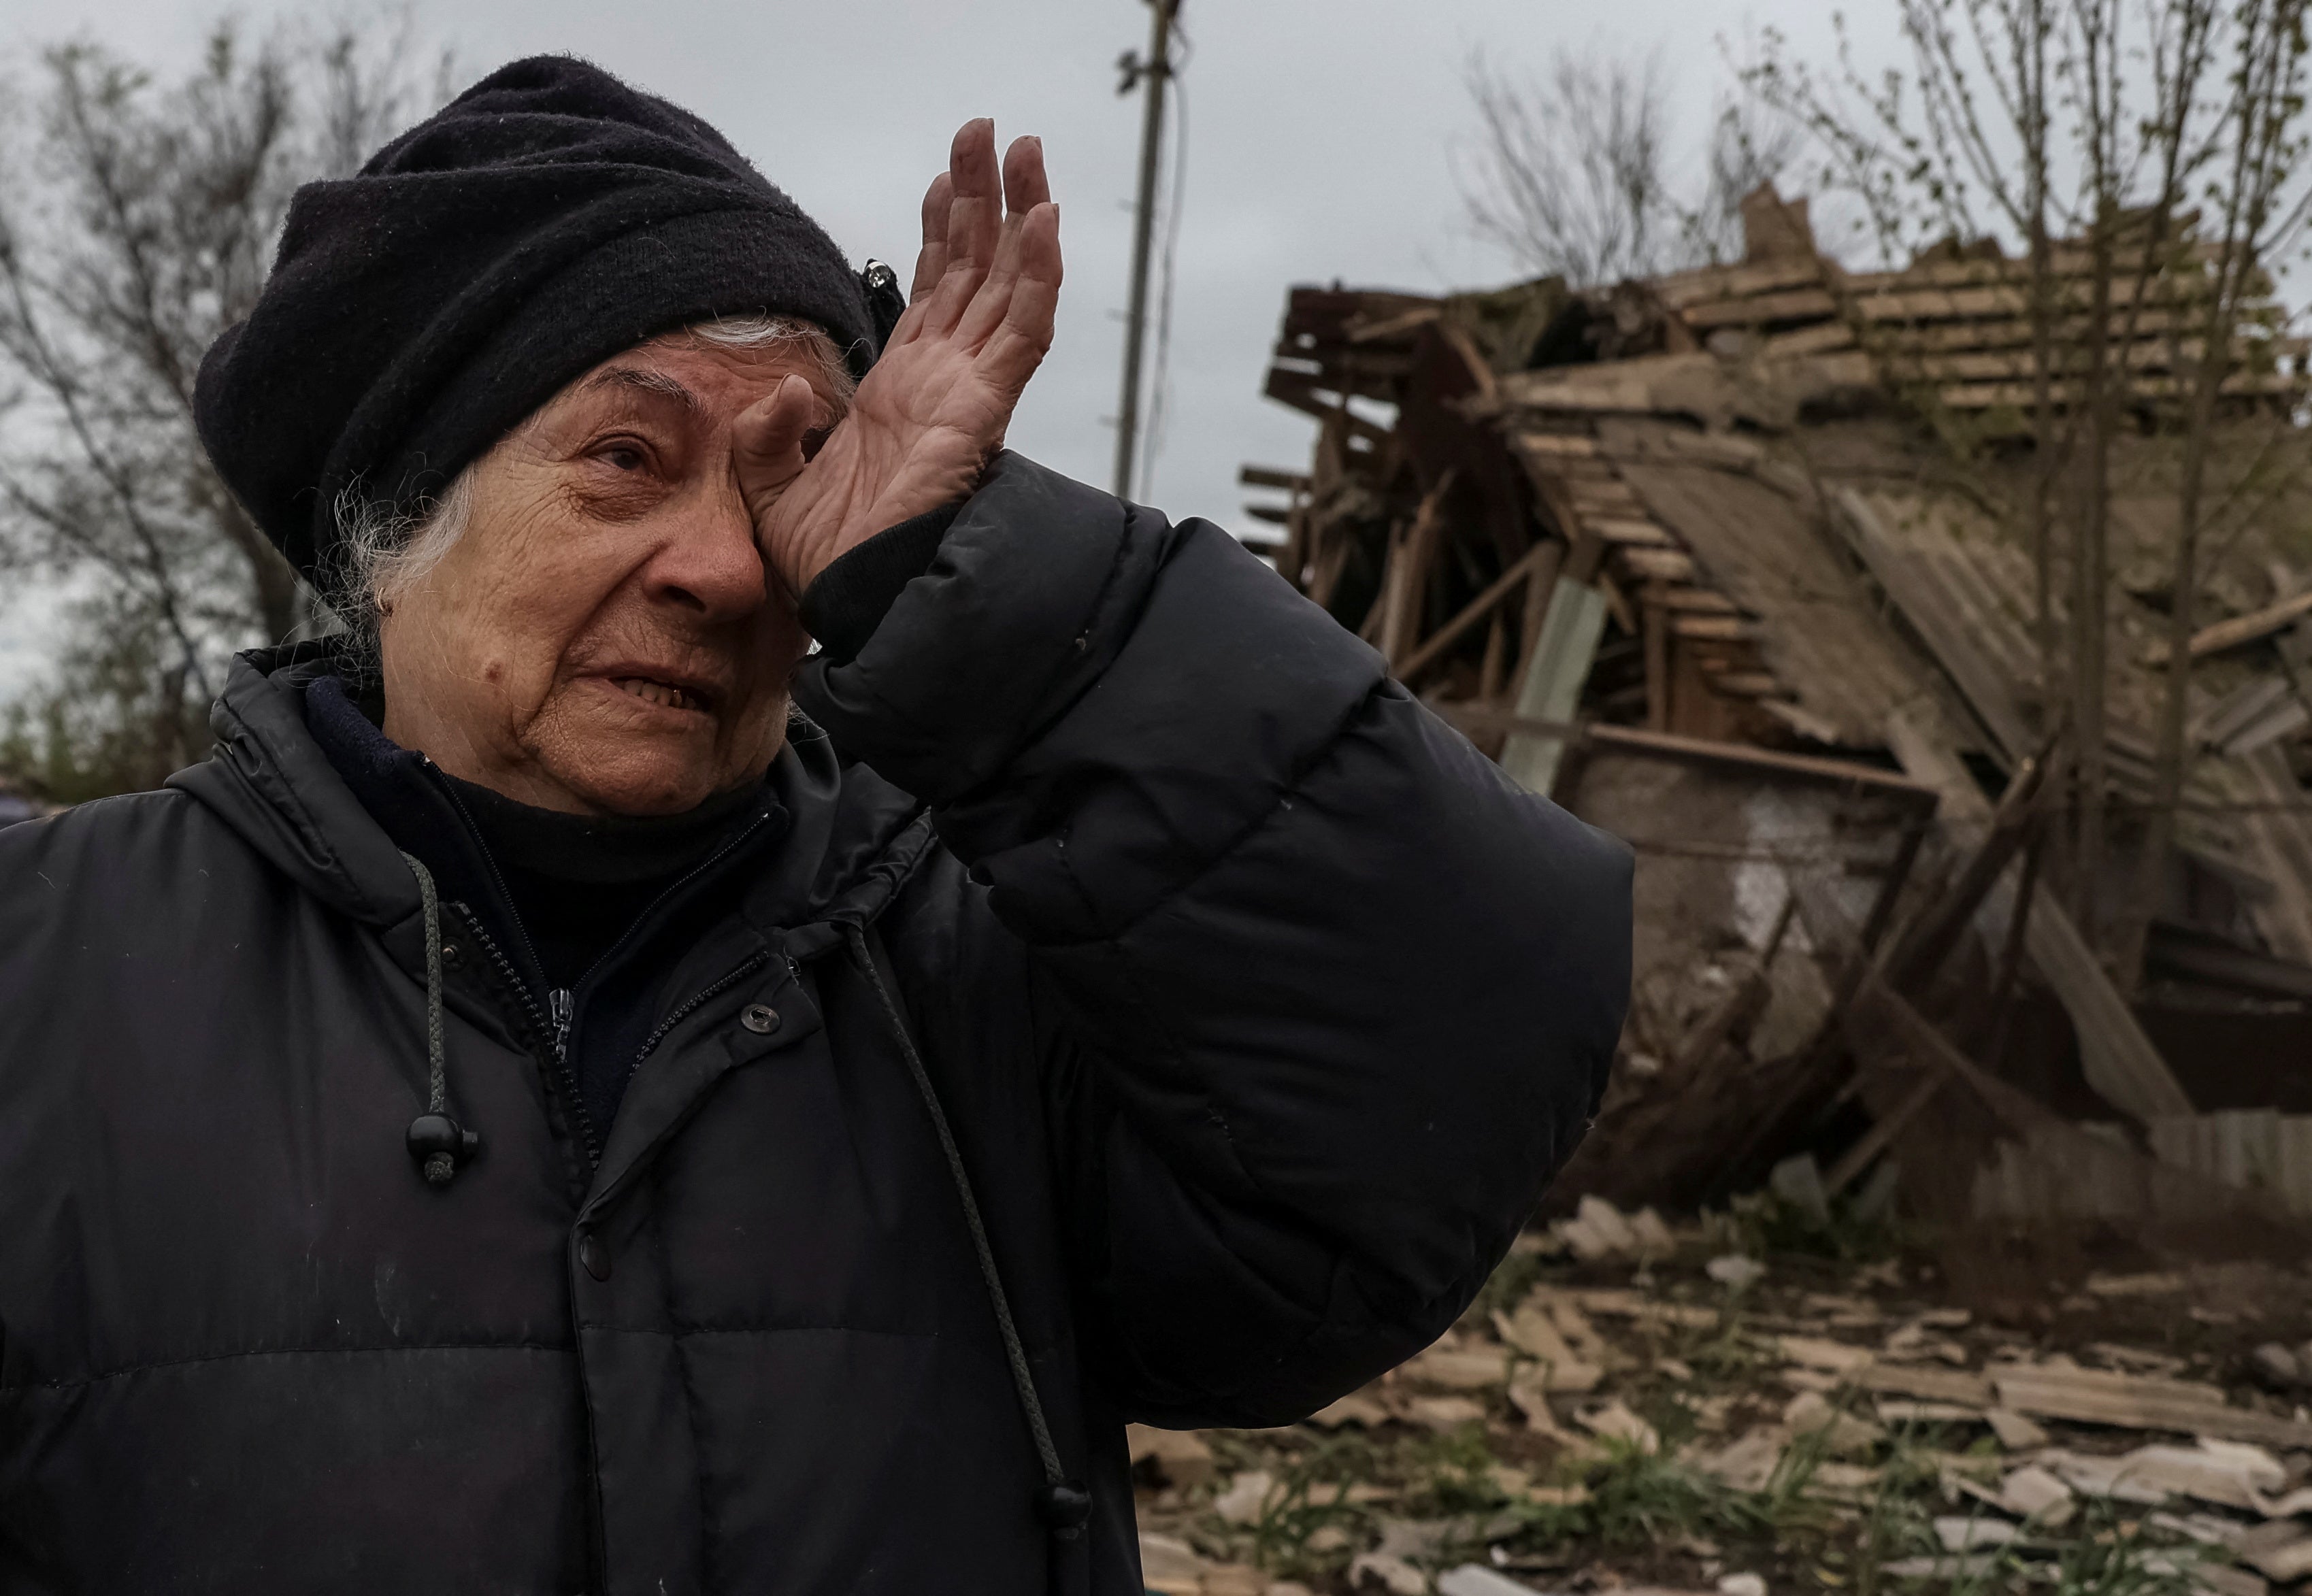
[1111,0,1178,499]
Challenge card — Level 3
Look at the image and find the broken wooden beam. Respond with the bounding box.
[1396,539,1560,686]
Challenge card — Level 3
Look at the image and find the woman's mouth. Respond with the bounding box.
[611,676,708,713]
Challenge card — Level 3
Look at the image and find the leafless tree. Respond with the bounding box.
[1751,1,2312,976]
[1460,48,1665,286]
[0,14,448,799]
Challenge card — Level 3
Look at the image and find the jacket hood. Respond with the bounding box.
[168,644,931,950]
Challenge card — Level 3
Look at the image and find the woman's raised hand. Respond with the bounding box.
[737,119,1062,599]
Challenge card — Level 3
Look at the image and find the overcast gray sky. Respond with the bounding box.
[0,0,1904,696]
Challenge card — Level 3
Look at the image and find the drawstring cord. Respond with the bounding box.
[400,851,480,1185]
[842,922,1091,1540]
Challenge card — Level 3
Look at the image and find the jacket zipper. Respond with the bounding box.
[627,948,778,1072]
[548,987,575,1062]
[452,903,604,1161]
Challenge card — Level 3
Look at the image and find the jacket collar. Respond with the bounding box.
[169,644,931,948]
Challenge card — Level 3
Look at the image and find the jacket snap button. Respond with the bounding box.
[577,1233,612,1282]
[440,940,461,969]
[740,1003,780,1035]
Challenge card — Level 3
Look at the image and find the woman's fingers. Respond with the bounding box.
[908,171,953,304]
[923,120,1001,338]
[977,202,1063,392]
[1002,134,1051,216]
[954,137,1052,350]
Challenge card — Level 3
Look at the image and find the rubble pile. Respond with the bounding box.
[1131,1197,2312,1596]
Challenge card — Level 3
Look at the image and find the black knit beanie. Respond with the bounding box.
[195,54,899,583]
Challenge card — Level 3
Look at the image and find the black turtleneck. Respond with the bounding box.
[437,770,761,992]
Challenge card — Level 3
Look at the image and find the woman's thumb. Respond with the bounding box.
[733,374,821,525]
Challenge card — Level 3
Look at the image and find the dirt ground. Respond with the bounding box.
[1131,1195,2312,1596]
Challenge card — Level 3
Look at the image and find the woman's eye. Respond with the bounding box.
[602,444,646,472]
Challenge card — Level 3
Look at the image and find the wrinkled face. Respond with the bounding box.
[378,333,845,816]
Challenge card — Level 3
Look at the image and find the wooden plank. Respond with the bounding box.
[1842,235,2228,293]
[1615,547,1698,582]
[1994,1365,2312,1449]
[1396,539,1559,685]
[1261,367,1393,445]
[1512,431,1599,459]
[1837,492,2034,763]
[1671,614,1757,641]
[1381,472,1457,671]
[1682,287,1840,328]
[1238,465,1310,492]
[1939,370,2302,410]
[1653,254,1828,310]
[1591,517,1675,548]
[1642,590,1669,731]
[1876,306,2196,354]
[1585,724,1943,802]
[1883,716,2196,1125]
[1346,305,1442,344]
[1911,339,2212,383]
[1708,671,1783,696]
[1656,588,1740,614]
[1857,273,2211,324]
[1569,482,1649,510]
[1764,322,1858,357]
[2168,587,2312,662]
[1855,1364,1996,1408]
[1500,580,1608,797]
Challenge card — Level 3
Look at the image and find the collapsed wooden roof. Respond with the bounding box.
[1249,194,2312,1208]
[1247,195,2312,976]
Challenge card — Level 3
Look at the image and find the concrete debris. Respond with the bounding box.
[1404,1345,1515,1391]
[1574,1398,1661,1454]
[1985,1408,2053,1450]
[2249,1342,2308,1389]
[1715,1574,1767,1596]
[1706,1254,1767,1289]
[1138,1533,1291,1596]
[1687,1427,1789,1493]
[1492,1303,1604,1391]
[1933,1516,2022,1551]
[1308,1392,1396,1429]
[2000,1464,2076,1527]
[1779,1335,1875,1374]
[1436,1569,1544,1596]
[1552,1195,1675,1261]
[1212,1469,1274,1527]
[1766,1155,1830,1227]
[1782,1391,1883,1457]
[2240,1535,2312,1582]
[1875,1399,1984,1425]
[1402,1396,1490,1431]
[1349,1552,1430,1595]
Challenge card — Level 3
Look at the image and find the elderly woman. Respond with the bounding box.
[0,57,1628,1596]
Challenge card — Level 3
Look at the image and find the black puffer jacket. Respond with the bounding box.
[0,456,1630,1594]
